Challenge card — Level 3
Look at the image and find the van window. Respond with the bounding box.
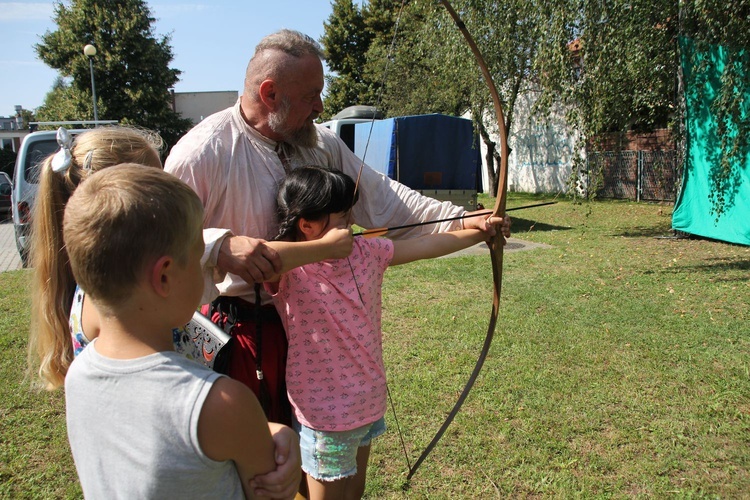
[24,139,58,184]
[339,123,355,152]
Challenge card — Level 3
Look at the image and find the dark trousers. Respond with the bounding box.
[201,299,292,426]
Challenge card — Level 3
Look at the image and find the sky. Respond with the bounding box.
[0,0,338,116]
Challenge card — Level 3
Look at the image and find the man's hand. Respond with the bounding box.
[250,424,302,499]
[320,226,355,260]
[463,210,512,241]
[217,235,283,283]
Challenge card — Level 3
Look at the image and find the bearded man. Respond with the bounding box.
[166,29,508,426]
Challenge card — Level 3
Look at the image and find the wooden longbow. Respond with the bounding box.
[405,0,510,480]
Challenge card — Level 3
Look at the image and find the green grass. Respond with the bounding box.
[2,195,748,498]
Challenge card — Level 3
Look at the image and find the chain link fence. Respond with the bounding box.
[586,150,680,201]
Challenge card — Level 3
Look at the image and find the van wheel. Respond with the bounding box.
[14,232,29,268]
[19,250,29,268]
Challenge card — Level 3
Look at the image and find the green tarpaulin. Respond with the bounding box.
[672,38,750,246]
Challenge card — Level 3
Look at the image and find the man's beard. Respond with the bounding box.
[268,96,318,148]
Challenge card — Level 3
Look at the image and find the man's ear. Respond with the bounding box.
[258,79,278,109]
[150,255,173,298]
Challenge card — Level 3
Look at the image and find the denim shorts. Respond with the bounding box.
[293,417,386,481]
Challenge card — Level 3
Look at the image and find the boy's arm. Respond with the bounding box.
[391,226,495,266]
[250,423,302,499]
[198,377,276,499]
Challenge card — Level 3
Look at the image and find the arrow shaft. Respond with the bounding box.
[354,201,556,237]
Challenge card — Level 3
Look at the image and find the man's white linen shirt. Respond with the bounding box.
[166,100,466,303]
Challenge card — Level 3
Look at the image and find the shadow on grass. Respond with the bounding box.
[511,217,571,233]
[645,258,750,282]
[611,225,676,238]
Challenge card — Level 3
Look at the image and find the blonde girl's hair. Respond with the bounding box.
[63,164,204,311]
[28,126,164,390]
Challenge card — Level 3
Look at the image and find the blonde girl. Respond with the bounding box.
[28,126,164,390]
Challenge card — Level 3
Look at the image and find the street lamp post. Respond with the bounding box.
[83,44,98,122]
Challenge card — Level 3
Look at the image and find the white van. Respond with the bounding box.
[12,128,97,265]
[12,122,116,266]
[321,105,383,152]
[12,130,65,265]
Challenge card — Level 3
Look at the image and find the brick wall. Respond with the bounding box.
[590,129,675,152]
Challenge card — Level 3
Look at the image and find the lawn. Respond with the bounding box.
[1,195,748,498]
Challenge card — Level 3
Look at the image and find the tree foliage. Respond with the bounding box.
[320,0,373,119]
[538,0,679,133]
[322,0,545,196]
[534,0,749,214]
[34,0,192,149]
[532,0,681,200]
[320,0,412,120]
[371,1,471,117]
[323,0,748,212]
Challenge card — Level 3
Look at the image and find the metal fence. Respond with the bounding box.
[586,150,680,201]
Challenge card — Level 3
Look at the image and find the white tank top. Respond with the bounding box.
[64,342,245,499]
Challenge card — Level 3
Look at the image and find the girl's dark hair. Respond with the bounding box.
[276,166,358,240]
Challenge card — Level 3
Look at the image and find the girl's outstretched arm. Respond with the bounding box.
[265,226,354,277]
[391,216,505,266]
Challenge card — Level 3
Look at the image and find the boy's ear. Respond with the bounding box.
[150,255,173,298]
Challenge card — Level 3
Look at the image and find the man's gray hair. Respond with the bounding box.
[254,29,324,60]
[244,29,325,96]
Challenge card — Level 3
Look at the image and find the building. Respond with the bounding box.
[0,106,28,152]
[170,90,238,125]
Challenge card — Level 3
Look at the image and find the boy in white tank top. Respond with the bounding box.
[60,164,299,499]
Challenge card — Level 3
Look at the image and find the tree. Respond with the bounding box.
[372,0,546,196]
[534,0,749,214]
[34,0,191,149]
[320,0,373,119]
[365,0,471,117]
[531,0,681,198]
[36,77,89,124]
[321,0,415,119]
[16,107,36,130]
[322,0,551,196]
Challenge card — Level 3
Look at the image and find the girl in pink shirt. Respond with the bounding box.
[266,166,504,500]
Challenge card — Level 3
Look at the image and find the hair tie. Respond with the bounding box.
[83,151,94,172]
[50,128,74,174]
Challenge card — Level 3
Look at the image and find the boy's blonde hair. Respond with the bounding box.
[29,126,164,390]
[63,164,204,310]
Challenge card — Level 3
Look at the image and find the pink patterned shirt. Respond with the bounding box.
[269,237,394,431]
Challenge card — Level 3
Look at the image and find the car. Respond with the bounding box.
[0,171,11,219]
[11,129,84,267]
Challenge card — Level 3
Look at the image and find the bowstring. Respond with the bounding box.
[349,0,408,207]
[344,0,412,473]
